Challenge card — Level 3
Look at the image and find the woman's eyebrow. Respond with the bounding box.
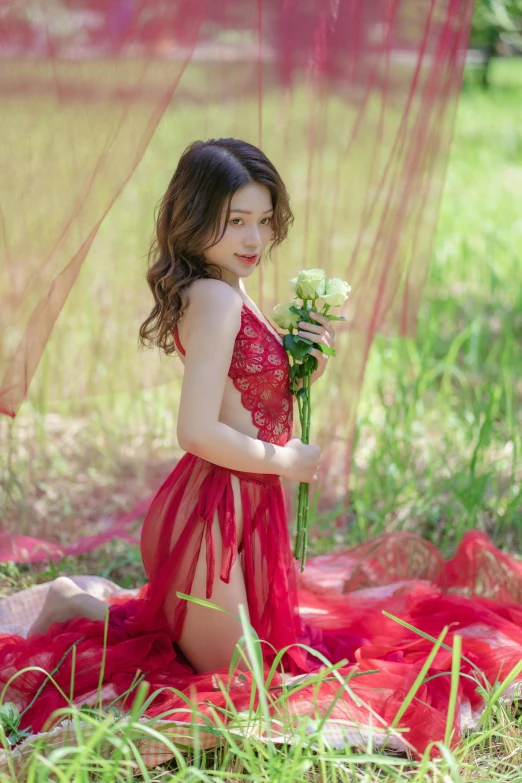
[229,208,274,214]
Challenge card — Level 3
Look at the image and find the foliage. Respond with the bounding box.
[471,0,522,46]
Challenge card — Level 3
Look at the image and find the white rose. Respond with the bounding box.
[314,277,327,298]
[321,278,351,307]
[290,268,327,300]
[272,303,300,330]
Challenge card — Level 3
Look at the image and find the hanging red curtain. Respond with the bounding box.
[0,0,474,561]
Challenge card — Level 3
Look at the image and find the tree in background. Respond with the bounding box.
[471,0,522,86]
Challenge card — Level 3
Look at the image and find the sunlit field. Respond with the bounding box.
[0,59,521,782]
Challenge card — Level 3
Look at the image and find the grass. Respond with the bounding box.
[0,57,522,781]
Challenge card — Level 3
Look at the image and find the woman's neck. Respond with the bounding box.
[221,276,247,297]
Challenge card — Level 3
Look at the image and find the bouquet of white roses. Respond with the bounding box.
[272,268,351,571]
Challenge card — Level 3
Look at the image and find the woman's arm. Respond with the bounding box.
[176,279,294,477]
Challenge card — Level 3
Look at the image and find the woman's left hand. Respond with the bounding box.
[297,311,336,380]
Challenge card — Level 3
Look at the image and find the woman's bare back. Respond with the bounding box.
[175,281,285,444]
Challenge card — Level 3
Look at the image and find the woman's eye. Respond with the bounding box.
[229,217,272,226]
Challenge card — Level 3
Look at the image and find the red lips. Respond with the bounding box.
[235,254,258,265]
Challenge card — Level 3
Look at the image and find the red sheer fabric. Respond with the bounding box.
[126,453,306,670]
[0,0,207,415]
[1,1,474,536]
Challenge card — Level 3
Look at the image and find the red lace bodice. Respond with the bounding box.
[173,303,293,446]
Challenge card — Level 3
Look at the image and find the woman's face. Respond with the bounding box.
[203,182,274,288]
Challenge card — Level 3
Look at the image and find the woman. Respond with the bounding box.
[25,137,336,676]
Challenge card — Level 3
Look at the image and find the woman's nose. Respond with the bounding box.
[245,225,261,247]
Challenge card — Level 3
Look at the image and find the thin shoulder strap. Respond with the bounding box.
[173,326,186,356]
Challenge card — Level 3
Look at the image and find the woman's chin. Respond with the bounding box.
[235,263,258,277]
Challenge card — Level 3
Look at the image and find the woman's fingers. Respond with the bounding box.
[298,312,335,342]
[298,320,322,333]
[298,327,333,346]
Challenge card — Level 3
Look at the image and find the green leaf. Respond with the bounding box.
[301,354,316,369]
[283,333,312,362]
[320,345,336,357]
[325,315,347,322]
[176,591,231,614]
[283,333,295,350]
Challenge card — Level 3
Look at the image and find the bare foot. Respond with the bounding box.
[27,577,85,637]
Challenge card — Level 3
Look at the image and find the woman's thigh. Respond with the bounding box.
[177,475,251,673]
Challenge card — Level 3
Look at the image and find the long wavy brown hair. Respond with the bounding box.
[138,138,294,356]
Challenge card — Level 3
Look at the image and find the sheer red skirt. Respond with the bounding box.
[2,453,522,756]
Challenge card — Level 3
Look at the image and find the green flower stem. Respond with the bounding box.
[291,296,331,568]
[294,371,311,571]
[285,293,344,569]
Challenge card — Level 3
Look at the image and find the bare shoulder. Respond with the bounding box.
[182,279,243,342]
[186,278,243,314]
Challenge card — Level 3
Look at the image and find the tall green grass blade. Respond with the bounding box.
[444,633,462,747]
